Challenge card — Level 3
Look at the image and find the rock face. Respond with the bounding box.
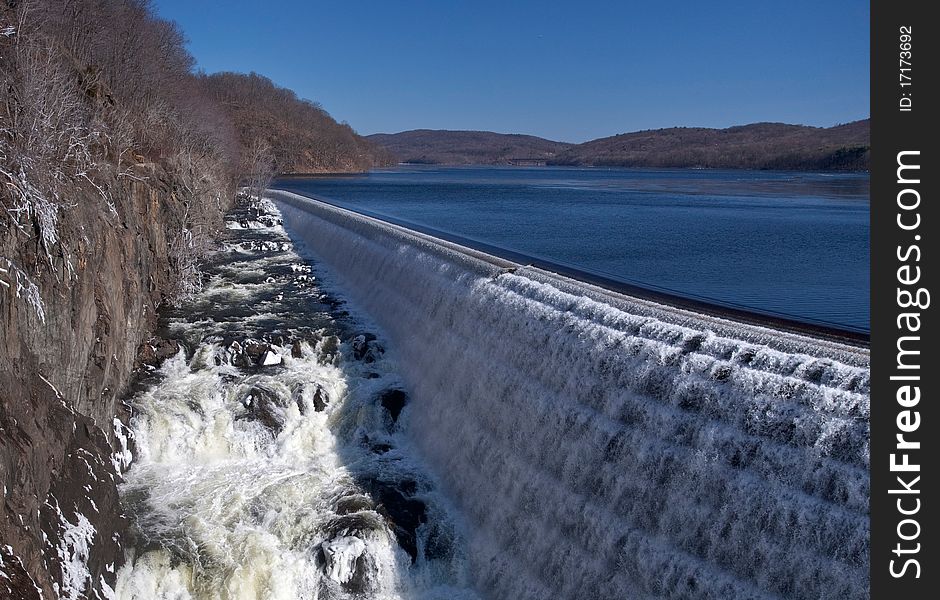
[0,178,230,598]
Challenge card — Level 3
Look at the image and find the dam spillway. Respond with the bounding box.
[271,190,870,600]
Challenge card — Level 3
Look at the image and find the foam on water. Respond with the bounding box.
[272,190,870,600]
[115,199,479,600]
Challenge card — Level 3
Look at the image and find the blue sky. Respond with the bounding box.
[153,0,870,142]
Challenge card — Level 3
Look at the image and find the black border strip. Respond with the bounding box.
[871,1,934,597]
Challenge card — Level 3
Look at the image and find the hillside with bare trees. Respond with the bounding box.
[367,129,572,165]
[201,72,392,174]
[550,120,870,170]
[0,2,384,597]
[370,120,870,170]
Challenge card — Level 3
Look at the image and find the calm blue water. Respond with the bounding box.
[275,166,870,332]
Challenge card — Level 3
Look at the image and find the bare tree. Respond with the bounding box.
[244,137,274,199]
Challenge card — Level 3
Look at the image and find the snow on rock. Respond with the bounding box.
[52,508,96,600]
[98,575,117,600]
[321,536,366,584]
[111,418,134,474]
[260,349,283,366]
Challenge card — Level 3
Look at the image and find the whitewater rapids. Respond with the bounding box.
[271,190,870,600]
[113,199,479,600]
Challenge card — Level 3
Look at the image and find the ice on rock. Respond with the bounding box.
[321,536,366,584]
[261,349,282,366]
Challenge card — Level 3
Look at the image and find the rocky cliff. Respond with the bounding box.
[1,170,230,598]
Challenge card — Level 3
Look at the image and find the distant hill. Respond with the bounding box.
[370,120,870,171]
[551,120,870,171]
[366,130,572,165]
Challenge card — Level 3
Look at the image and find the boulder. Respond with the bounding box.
[352,333,382,362]
[364,479,426,563]
[239,385,288,434]
[312,386,328,412]
[320,536,366,585]
[260,349,282,366]
[378,389,408,425]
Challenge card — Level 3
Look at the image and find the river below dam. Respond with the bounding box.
[276,166,870,332]
[114,199,480,599]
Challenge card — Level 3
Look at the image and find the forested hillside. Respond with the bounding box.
[367,129,571,165]
[370,120,870,171]
[0,1,381,597]
[550,120,870,170]
[202,72,393,174]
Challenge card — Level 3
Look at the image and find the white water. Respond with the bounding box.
[115,200,479,600]
[273,190,870,600]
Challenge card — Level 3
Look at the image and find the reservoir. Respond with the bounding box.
[277,166,870,332]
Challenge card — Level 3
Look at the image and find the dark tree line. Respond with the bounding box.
[547,121,871,171]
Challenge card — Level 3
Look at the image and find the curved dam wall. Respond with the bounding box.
[271,190,870,600]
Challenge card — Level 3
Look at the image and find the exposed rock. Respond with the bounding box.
[318,335,340,363]
[378,389,408,425]
[351,333,383,363]
[335,494,375,515]
[0,545,42,600]
[260,349,283,366]
[238,385,288,433]
[228,340,253,368]
[320,536,366,585]
[2,177,230,598]
[312,386,328,412]
[135,337,181,369]
[243,339,271,363]
[364,479,427,563]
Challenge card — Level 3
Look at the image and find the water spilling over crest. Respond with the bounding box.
[114,199,480,600]
[272,190,870,600]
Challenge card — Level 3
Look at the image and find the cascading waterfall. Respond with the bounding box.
[114,199,480,600]
[272,190,870,600]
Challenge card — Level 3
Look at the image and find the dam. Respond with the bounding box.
[115,191,869,600]
[271,190,870,599]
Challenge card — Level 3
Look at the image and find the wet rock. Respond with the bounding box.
[291,341,304,358]
[364,479,427,563]
[243,339,271,362]
[260,349,283,366]
[320,536,366,584]
[312,386,329,412]
[316,535,377,594]
[352,333,383,363]
[239,385,288,433]
[318,335,340,363]
[135,337,181,369]
[326,511,386,537]
[378,389,408,425]
[335,494,375,515]
[227,341,253,368]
